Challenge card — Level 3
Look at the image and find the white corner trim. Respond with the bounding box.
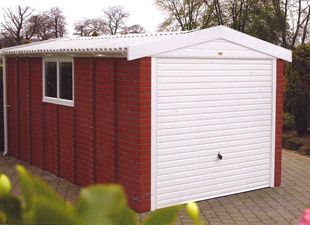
[2,56,8,155]
[270,59,277,187]
[151,57,157,211]
[127,26,292,62]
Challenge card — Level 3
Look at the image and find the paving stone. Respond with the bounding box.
[0,150,309,225]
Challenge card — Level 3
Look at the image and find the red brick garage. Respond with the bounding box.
[1,26,291,212]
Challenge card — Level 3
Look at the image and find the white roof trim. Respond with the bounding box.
[127,26,292,62]
[0,26,292,62]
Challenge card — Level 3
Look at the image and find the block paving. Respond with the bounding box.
[0,150,309,225]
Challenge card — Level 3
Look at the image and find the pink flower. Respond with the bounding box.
[300,209,310,225]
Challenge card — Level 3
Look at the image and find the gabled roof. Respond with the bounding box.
[128,26,292,62]
[0,31,188,56]
[0,26,292,62]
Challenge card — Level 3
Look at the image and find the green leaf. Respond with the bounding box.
[16,165,75,224]
[117,207,139,225]
[0,194,22,224]
[32,196,79,225]
[16,165,35,210]
[142,205,182,225]
[0,174,12,194]
[16,165,66,208]
[76,184,138,225]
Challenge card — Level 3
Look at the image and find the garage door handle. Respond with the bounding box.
[218,152,223,160]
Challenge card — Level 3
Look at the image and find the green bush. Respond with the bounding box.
[0,166,205,225]
[282,136,303,151]
[284,44,310,136]
[282,112,296,131]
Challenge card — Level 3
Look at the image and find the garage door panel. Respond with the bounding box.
[158,148,270,170]
[158,93,271,103]
[158,142,271,161]
[157,58,272,64]
[158,70,272,77]
[158,87,271,97]
[159,76,272,83]
[157,179,269,208]
[158,81,271,90]
[154,58,273,209]
[158,111,271,124]
[158,119,271,135]
[158,152,269,174]
[158,174,270,203]
[158,125,271,143]
[158,168,270,194]
[158,131,270,149]
[157,63,272,71]
[157,137,271,157]
[157,158,270,183]
[158,98,271,110]
[158,104,271,117]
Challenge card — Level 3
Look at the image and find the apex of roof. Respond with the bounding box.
[0,26,292,62]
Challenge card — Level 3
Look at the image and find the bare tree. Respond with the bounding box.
[301,5,310,44]
[74,18,107,36]
[289,0,310,46]
[32,14,54,40]
[271,0,310,47]
[48,7,66,38]
[0,5,34,45]
[122,24,145,34]
[204,0,224,25]
[103,6,129,35]
[156,0,207,31]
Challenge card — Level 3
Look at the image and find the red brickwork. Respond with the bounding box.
[94,58,116,183]
[5,56,152,212]
[74,58,96,186]
[59,107,75,182]
[115,58,151,212]
[30,58,44,168]
[275,59,285,186]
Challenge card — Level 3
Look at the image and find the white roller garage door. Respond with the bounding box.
[152,58,274,209]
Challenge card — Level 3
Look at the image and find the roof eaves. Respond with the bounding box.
[1,47,128,55]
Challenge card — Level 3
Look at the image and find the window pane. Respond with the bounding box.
[45,62,57,98]
[59,62,73,100]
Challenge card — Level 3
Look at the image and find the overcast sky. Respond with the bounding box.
[0,0,165,36]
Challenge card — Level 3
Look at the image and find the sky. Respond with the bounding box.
[0,0,165,36]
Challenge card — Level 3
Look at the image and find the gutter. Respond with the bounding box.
[2,56,8,156]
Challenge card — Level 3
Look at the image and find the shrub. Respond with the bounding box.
[0,166,205,225]
[283,112,296,131]
[284,44,310,136]
[282,136,303,151]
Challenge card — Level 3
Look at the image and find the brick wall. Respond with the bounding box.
[275,59,285,186]
[5,56,152,212]
[115,58,151,212]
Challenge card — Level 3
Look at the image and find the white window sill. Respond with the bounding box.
[43,97,74,107]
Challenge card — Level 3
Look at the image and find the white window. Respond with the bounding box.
[43,58,74,106]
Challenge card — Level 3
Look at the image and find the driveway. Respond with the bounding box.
[1,150,309,225]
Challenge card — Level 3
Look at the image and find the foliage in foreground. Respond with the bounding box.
[0,166,204,225]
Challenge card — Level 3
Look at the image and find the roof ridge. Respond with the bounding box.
[57,31,190,42]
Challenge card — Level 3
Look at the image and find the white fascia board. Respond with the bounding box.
[220,27,292,62]
[127,26,292,62]
[127,26,221,60]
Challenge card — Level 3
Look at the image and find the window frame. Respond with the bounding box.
[42,57,74,107]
